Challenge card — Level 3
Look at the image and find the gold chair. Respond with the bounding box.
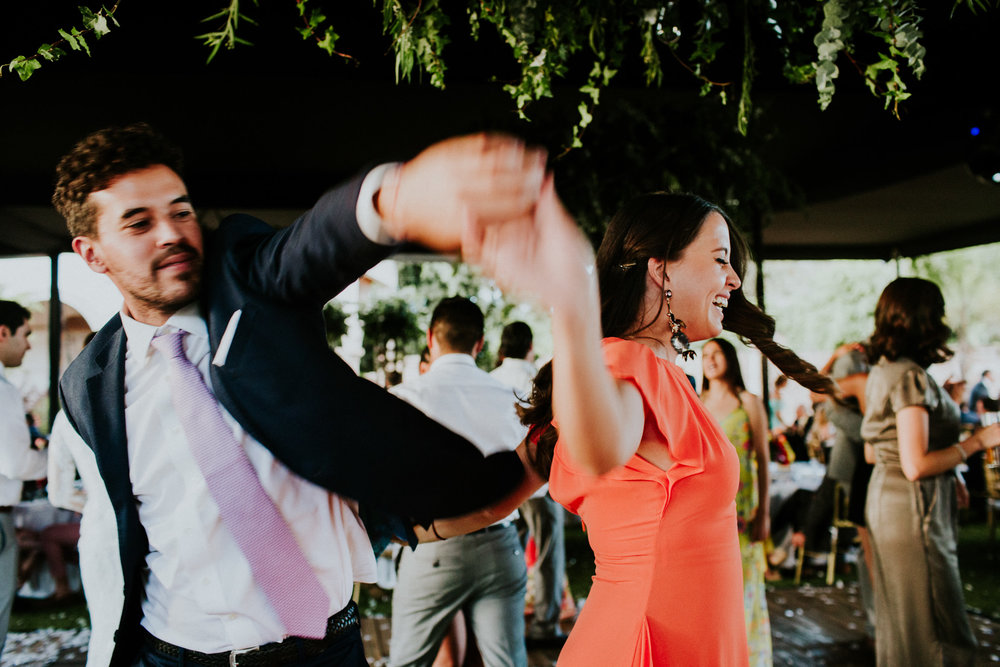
[984,448,1000,542]
[794,481,854,585]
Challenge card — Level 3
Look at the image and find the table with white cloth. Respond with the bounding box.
[768,460,827,569]
[13,498,82,599]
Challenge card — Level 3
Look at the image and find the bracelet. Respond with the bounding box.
[952,443,968,463]
[431,521,446,541]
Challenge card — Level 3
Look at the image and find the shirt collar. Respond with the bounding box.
[429,353,478,370]
[121,303,208,359]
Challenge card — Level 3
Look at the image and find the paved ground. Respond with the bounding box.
[4,582,999,666]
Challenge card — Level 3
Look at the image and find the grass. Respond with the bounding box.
[9,519,997,632]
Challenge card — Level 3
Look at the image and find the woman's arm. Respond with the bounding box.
[415,439,547,542]
[836,372,868,414]
[897,408,1000,480]
[744,392,771,543]
[464,178,645,474]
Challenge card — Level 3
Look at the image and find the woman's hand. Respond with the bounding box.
[462,175,596,315]
[974,423,1000,452]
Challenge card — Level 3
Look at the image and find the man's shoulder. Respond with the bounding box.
[61,317,124,397]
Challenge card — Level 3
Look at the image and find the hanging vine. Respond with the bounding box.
[2,1,994,137]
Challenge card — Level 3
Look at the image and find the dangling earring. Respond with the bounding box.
[665,289,695,361]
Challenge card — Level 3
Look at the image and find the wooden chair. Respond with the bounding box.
[795,481,854,585]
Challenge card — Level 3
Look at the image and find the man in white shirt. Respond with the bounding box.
[0,300,49,656]
[51,124,543,667]
[390,298,528,667]
[490,323,566,643]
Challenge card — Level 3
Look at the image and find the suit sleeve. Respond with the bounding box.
[228,172,398,306]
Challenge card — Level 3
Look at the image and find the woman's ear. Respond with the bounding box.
[647,258,667,291]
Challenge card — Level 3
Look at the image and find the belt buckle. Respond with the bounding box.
[228,646,260,667]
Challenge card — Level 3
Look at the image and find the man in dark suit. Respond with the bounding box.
[51,123,543,667]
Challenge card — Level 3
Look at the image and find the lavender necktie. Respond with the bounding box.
[151,331,330,639]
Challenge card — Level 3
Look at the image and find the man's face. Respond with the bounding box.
[0,321,31,368]
[72,165,203,325]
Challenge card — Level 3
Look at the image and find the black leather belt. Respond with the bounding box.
[0,507,12,514]
[140,601,359,667]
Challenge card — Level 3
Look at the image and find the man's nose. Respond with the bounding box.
[154,217,185,245]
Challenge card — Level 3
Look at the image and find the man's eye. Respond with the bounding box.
[127,219,150,229]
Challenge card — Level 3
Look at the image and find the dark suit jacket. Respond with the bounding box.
[59,173,523,666]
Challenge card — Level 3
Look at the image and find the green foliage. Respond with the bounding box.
[814,0,847,111]
[2,2,988,136]
[909,243,1000,349]
[196,0,259,63]
[382,0,450,89]
[0,3,119,81]
[358,297,422,374]
[322,300,350,349]
[296,0,342,58]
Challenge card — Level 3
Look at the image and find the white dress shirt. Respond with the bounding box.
[46,411,87,514]
[490,357,549,499]
[490,357,537,404]
[117,305,375,652]
[391,353,527,524]
[0,363,47,506]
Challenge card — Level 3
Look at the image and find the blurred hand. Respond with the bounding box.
[956,478,970,510]
[462,176,596,314]
[790,531,806,549]
[751,513,770,544]
[377,133,546,251]
[977,423,1000,451]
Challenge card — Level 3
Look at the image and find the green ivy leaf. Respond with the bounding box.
[36,44,65,62]
[10,55,42,81]
[57,28,80,51]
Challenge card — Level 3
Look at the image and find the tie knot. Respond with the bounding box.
[151,331,186,360]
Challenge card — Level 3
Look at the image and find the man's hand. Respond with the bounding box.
[377,133,546,252]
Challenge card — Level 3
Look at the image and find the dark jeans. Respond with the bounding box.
[132,626,368,667]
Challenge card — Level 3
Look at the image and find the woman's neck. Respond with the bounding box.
[704,381,737,399]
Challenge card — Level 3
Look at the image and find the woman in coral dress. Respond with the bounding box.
[459,182,834,665]
[701,337,772,666]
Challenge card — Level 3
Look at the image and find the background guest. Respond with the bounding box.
[701,336,772,666]
[862,277,1000,666]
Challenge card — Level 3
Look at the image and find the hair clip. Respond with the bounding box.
[618,261,637,271]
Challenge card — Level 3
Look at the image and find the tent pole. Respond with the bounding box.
[48,252,62,432]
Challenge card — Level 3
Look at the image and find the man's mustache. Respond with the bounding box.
[153,244,202,270]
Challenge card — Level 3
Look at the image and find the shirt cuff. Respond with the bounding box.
[356,163,403,246]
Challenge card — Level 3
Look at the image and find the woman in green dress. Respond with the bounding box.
[862,277,1000,666]
[701,337,773,667]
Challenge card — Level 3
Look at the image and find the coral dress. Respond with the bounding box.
[549,338,748,666]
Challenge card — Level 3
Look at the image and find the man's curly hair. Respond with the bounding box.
[52,123,184,238]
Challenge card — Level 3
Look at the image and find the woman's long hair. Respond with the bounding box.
[868,277,953,368]
[520,192,836,480]
[700,337,746,395]
[517,361,556,480]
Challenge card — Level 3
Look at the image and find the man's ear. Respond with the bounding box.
[472,337,485,357]
[0,324,9,342]
[426,328,435,354]
[72,236,108,274]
